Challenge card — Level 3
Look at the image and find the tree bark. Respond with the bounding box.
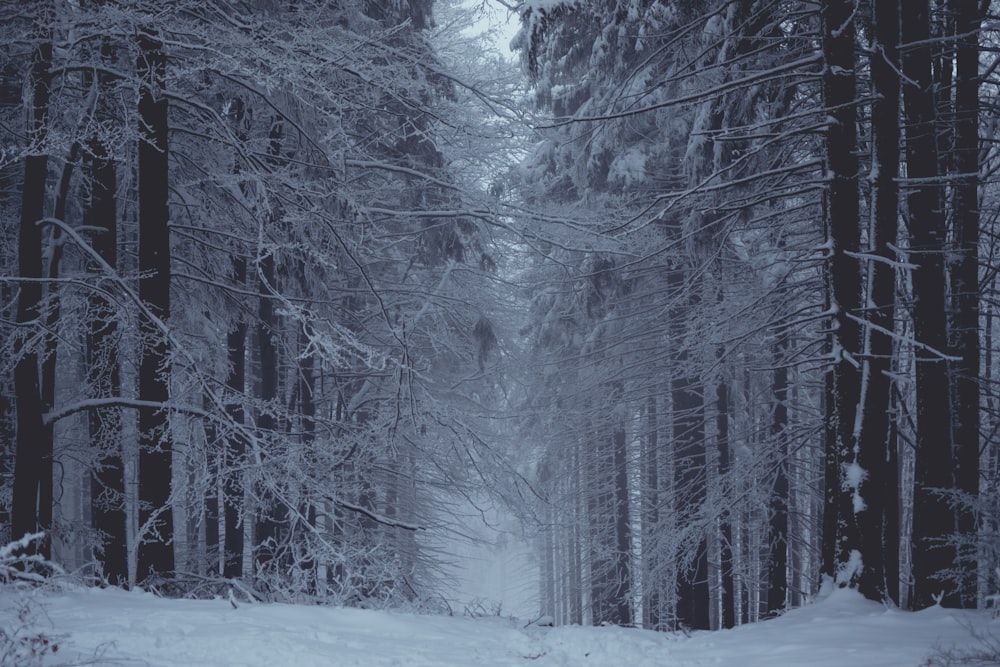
[222,96,250,580]
[767,335,788,614]
[86,147,127,584]
[716,364,736,628]
[85,34,126,586]
[296,320,317,591]
[254,117,286,573]
[946,0,980,607]
[136,25,174,582]
[820,0,863,588]
[642,395,662,629]
[11,12,53,558]
[202,389,221,574]
[903,0,962,610]
[254,243,282,568]
[611,407,632,626]
[37,144,78,567]
[223,259,247,579]
[855,0,901,605]
[673,369,709,630]
[586,381,632,626]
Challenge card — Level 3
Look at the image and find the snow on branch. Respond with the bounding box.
[843,249,917,270]
[0,533,46,561]
[43,398,211,425]
[844,312,961,362]
[1,533,65,584]
[336,500,424,532]
[540,54,822,127]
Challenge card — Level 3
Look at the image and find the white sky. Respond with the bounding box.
[463,0,522,60]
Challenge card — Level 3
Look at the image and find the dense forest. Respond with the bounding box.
[1,0,999,634]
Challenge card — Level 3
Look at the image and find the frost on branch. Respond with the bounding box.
[0,533,63,584]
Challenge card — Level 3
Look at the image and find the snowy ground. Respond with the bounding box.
[2,584,996,666]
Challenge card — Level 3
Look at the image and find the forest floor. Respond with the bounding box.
[2,582,997,666]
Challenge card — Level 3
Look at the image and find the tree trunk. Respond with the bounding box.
[222,95,251,580]
[716,364,736,628]
[642,395,662,629]
[254,116,285,572]
[223,259,247,579]
[36,146,76,565]
[820,0,863,588]
[11,13,53,558]
[297,321,317,591]
[856,0,901,605]
[586,384,632,626]
[202,389,221,574]
[136,25,174,582]
[902,0,960,610]
[86,146,126,584]
[254,249,281,569]
[85,35,126,585]
[946,0,980,607]
[767,335,788,614]
[673,370,709,630]
[611,408,632,626]
[0,59,18,540]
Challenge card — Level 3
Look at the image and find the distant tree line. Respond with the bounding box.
[514,0,998,629]
[0,0,508,604]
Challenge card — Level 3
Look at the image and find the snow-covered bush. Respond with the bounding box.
[0,534,63,666]
[0,597,60,667]
[0,532,63,584]
[922,625,1000,666]
[463,597,505,618]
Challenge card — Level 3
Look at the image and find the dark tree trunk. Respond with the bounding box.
[202,390,220,574]
[586,382,632,626]
[821,323,838,583]
[85,35,126,585]
[820,0,863,587]
[660,200,708,631]
[136,26,174,582]
[221,96,251,580]
[611,411,632,626]
[856,0,901,605]
[673,372,709,631]
[223,259,247,579]
[85,145,127,584]
[36,145,76,561]
[11,16,52,558]
[767,335,788,614]
[254,248,281,568]
[254,117,286,571]
[665,248,708,632]
[903,0,961,610]
[933,0,955,181]
[297,322,317,590]
[0,65,17,540]
[716,364,736,629]
[946,0,980,607]
[642,395,662,629]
